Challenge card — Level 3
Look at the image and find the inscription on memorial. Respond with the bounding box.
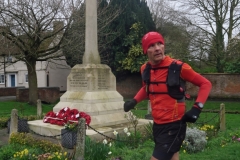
[98,70,109,89]
[69,72,88,89]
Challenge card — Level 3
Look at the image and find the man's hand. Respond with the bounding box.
[181,106,201,123]
[124,99,137,112]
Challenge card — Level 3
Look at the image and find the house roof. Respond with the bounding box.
[0,35,19,56]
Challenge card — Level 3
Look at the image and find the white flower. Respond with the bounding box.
[108,151,112,155]
[109,142,112,147]
[129,111,133,116]
[133,115,137,120]
[113,130,118,136]
[103,139,108,145]
[124,128,128,133]
[127,132,131,136]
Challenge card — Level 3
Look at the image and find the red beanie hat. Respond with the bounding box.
[141,32,164,54]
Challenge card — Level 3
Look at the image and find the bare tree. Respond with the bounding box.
[147,0,192,61]
[0,0,83,105]
[178,0,240,72]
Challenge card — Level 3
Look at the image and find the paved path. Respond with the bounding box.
[0,96,16,101]
[0,128,9,147]
[0,97,17,147]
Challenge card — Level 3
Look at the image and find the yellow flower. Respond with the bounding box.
[183,150,186,153]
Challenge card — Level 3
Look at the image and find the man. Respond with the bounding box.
[124,31,212,160]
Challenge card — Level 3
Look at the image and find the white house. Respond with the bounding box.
[0,55,71,92]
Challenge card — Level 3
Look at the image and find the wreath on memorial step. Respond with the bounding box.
[43,107,91,126]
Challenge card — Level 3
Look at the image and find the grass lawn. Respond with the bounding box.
[0,100,55,118]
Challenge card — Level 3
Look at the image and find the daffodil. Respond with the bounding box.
[103,139,108,145]
[113,130,118,136]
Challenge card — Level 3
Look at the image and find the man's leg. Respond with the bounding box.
[150,156,158,160]
[150,152,178,160]
[171,152,179,160]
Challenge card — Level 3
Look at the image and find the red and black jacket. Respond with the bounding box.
[134,56,212,124]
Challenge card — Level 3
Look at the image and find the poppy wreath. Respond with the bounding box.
[67,109,80,122]
[56,107,71,120]
[43,107,91,126]
[79,112,91,125]
[43,111,66,125]
[43,111,57,124]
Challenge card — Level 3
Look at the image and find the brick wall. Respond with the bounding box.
[16,87,60,103]
[0,87,25,96]
[116,73,240,100]
[187,73,240,99]
[116,74,142,99]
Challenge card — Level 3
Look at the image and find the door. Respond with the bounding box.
[10,74,15,87]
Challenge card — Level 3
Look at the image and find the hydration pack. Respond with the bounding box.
[142,60,186,100]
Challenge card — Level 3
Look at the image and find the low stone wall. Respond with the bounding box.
[117,73,240,100]
[0,87,25,96]
[117,74,142,99]
[187,73,240,100]
[16,87,60,103]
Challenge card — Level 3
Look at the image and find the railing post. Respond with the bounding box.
[148,100,151,114]
[37,99,42,119]
[219,103,226,131]
[74,118,86,160]
[9,109,18,139]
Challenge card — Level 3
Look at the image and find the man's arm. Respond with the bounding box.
[181,63,212,104]
[181,63,212,122]
[124,86,148,112]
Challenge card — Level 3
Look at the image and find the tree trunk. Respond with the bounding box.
[26,60,38,105]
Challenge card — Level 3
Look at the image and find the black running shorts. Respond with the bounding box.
[152,120,187,160]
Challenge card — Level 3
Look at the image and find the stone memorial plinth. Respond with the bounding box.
[53,64,128,128]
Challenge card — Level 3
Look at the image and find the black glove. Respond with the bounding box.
[124,99,137,112]
[181,106,201,123]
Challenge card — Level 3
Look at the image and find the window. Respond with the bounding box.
[0,74,5,84]
[25,74,28,83]
[5,56,12,63]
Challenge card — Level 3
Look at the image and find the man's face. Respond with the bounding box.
[146,42,165,65]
